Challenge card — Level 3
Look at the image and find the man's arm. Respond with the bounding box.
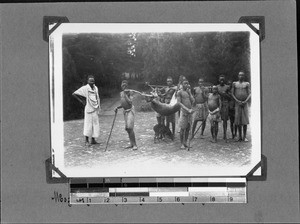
[188,88,195,106]
[243,82,251,103]
[223,85,232,100]
[203,87,209,100]
[231,82,241,103]
[192,87,196,96]
[114,92,123,112]
[72,92,85,106]
[177,90,182,104]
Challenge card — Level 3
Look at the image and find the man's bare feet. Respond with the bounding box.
[124,145,133,149]
[132,146,138,150]
[180,145,186,149]
[243,138,249,142]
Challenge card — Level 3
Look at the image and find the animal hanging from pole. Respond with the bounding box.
[124,88,182,116]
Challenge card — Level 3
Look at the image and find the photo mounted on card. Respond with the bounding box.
[49,23,261,178]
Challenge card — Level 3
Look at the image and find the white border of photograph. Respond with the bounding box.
[49,23,261,178]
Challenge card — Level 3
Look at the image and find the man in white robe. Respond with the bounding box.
[72,75,101,145]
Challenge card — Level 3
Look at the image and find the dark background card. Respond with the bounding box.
[1,1,298,223]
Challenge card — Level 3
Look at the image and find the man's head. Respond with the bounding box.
[212,85,218,94]
[182,80,189,90]
[166,76,173,87]
[198,78,204,86]
[238,71,245,81]
[121,80,128,90]
[87,75,95,87]
[227,80,233,88]
[219,75,225,85]
[179,75,186,83]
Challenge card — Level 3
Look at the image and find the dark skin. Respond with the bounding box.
[207,86,222,143]
[231,72,251,141]
[115,82,138,150]
[227,80,237,139]
[72,77,99,145]
[217,76,231,141]
[192,78,208,138]
[176,76,186,120]
[160,78,177,136]
[177,81,194,149]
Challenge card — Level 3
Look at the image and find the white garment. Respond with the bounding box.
[73,84,101,137]
[83,110,100,138]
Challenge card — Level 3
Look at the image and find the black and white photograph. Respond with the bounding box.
[49,23,261,177]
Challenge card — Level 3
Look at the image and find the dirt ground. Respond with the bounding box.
[64,95,252,175]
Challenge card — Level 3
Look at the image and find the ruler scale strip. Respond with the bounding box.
[69,178,247,204]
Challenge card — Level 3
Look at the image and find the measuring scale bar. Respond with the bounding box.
[70,178,247,204]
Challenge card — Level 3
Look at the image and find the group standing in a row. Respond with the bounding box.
[153,71,251,149]
[72,71,251,150]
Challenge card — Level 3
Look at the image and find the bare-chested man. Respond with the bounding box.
[160,76,177,137]
[227,80,237,139]
[114,80,138,150]
[207,86,222,143]
[176,75,186,133]
[155,87,165,126]
[231,71,251,142]
[177,80,195,149]
[191,78,209,138]
[217,75,231,141]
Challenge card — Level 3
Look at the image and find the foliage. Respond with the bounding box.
[62,31,250,120]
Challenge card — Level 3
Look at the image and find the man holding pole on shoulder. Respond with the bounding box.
[114,80,138,150]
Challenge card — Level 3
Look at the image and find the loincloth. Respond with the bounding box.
[123,106,135,130]
[220,101,229,121]
[178,109,192,129]
[192,102,208,121]
[207,108,221,123]
[234,102,249,125]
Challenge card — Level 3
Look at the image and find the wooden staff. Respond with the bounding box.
[104,110,118,152]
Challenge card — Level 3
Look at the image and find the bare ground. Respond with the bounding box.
[64,96,252,172]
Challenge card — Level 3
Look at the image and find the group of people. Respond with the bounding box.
[149,71,251,150]
[72,71,251,151]
[72,77,138,150]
